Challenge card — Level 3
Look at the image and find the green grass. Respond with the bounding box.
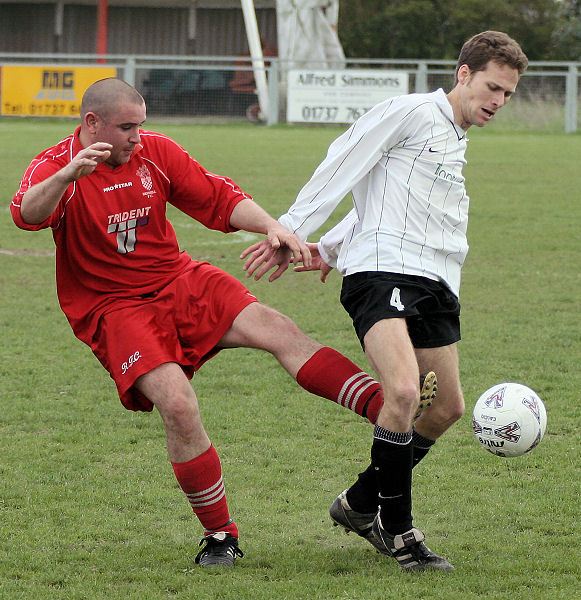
[1,120,580,599]
[487,97,570,133]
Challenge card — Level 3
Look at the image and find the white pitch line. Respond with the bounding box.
[0,248,55,257]
[0,231,261,257]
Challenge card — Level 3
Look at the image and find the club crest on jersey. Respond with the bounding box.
[137,165,153,192]
[484,386,506,409]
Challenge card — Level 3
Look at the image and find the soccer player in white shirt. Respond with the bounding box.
[243,31,528,571]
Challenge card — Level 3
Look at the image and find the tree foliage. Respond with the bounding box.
[337,0,581,60]
[551,0,581,59]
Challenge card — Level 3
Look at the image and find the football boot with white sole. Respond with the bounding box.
[371,513,454,571]
[329,490,388,555]
[195,532,244,567]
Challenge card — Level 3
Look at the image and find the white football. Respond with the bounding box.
[472,382,547,457]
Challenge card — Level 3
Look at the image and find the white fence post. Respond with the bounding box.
[124,56,136,87]
[416,61,428,93]
[267,58,279,126]
[565,63,578,134]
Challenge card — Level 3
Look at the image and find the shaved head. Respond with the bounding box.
[81,78,144,121]
[78,78,146,166]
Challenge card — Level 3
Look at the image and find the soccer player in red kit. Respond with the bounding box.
[10,77,408,568]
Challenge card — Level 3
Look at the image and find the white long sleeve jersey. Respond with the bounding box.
[279,88,469,298]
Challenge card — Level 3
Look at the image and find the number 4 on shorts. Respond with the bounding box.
[390,287,405,311]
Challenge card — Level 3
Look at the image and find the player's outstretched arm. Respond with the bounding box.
[20,142,112,224]
[232,198,312,282]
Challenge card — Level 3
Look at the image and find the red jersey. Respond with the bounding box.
[11,127,249,345]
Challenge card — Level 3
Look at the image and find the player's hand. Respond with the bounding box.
[63,142,112,181]
[265,222,312,270]
[240,224,311,282]
[292,242,334,283]
[240,239,292,282]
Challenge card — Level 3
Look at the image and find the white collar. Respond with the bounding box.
[431,88,467,139]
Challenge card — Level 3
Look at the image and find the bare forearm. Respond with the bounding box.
[20,141,113,224]
[20,170,73,224]
[229,198,278,234]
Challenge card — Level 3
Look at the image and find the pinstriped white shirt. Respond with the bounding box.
[279,88,469,297]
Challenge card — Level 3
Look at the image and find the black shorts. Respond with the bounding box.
[340,272,461,349]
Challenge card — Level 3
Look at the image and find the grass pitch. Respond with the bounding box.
[0,120,579,599]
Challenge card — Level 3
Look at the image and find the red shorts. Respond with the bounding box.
[90,262,258,411]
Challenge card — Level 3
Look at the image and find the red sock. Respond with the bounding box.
[171,445,238,538]
[296,347,384,423]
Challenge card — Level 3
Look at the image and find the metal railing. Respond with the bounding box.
[0,53,579,132]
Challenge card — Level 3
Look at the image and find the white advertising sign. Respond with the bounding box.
[287,68,409,124]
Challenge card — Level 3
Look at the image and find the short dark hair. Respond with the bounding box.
[455,31,528,83]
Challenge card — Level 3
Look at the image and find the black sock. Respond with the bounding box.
[372,425,413,534]
[345,463,379,514]
[412,429,436,468]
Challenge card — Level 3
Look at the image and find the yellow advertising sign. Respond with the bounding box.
[1,65,117,117]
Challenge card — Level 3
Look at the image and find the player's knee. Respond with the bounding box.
[161,393,202,433]
[389,378,422,412]
[445,388,465,420]
[269,308,299,332]
[449,395,465,423]
[434,393,465,425]
[249,304,293,333]
[264,308,316,347]
[166,395,193,420]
